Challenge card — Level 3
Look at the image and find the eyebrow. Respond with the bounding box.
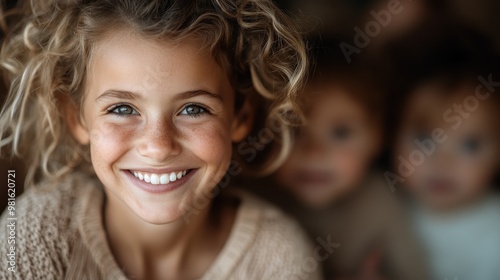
[177,90,224,102]
[95,90,141,102]
[95,89,224,103]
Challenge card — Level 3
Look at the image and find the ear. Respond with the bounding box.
[61,96,90,145]
[231,97,255,142]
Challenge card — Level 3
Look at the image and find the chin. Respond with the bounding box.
[132,203,186,225]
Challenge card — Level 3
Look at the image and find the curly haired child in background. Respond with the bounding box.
[0,0,320,279]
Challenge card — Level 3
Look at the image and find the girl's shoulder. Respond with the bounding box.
[0,171,102,279]
[205,190,323,280]
[2,171,99,230]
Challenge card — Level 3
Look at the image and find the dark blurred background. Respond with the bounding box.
[277,0,500,45]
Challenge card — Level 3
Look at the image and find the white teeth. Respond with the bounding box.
[160,174,169,184]
[131,170,189,185]
[150,174,159,185]
[170,173,177,182]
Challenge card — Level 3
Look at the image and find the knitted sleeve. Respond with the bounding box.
[0,183,77,280]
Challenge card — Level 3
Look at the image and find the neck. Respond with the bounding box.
[104,193,213,278]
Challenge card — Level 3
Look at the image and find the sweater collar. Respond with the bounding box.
[77,179,261,280]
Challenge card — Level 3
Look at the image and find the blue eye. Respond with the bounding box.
[180,104,207,117]
[109,104,138,115]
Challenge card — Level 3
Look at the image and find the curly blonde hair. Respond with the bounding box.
[0,0,307,186]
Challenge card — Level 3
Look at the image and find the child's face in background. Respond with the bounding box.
[69,29,249,224]
[276,81,380,208]
[395,83,499,211]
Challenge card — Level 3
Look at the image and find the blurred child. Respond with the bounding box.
[0,1,320,279]
[272,46,429,280]
[390,23,500,280]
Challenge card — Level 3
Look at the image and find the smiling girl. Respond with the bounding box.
[0,1,317,279]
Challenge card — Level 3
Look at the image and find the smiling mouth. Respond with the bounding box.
[129,169,190,185]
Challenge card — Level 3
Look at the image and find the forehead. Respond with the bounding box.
[405,82,497,131]
[304,81,368,122]
[86,28,231,96]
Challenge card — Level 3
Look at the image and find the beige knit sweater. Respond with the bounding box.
[0,173,321,280]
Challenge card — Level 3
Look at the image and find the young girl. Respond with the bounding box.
[0,1,319,279]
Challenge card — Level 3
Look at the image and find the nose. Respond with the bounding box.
[136,119,181,162]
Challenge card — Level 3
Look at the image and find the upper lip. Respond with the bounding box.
[125,167,192,173]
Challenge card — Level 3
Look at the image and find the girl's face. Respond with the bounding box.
[69,29,249,224]
[395,84,499,211]
[276,84,380,208]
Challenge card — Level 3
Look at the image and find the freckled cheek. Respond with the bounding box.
[89,122,136,171]
[182,124,232,168]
